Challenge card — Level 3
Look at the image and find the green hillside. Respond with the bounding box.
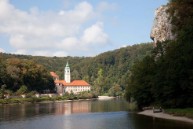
[0,43,153,96]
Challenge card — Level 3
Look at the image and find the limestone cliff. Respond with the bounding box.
[150,5,175,45]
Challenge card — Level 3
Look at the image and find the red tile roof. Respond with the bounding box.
[70,80,90,86]
[50,72,59,78]
[55,80,90,87]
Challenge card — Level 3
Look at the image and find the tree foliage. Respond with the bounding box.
[0,43,153,95]
[0,57,55,94]
[0,84,6,99]
[16,85,28,95]
[126,0,193,108]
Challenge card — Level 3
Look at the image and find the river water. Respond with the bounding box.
[0,99,193,129]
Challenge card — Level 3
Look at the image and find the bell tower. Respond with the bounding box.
[64,61,71,83]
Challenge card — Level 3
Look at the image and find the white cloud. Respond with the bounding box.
[0,48,5,53]
[0,0,111,57]
[58,22,110,52]
[60,37,79,50]
[97,1,117,13]
[82,22,109,45]
[10,34,26,48]
[121,45,127,48]
[33,51,51,57]
[15,49,27,55]
[53,51,68,57]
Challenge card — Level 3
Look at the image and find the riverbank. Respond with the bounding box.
[0,94,98,104]
[138,110,193,123]
[0,95,117,104]
[98,96,115,100]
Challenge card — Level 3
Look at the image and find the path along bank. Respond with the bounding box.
[139,110,193,124]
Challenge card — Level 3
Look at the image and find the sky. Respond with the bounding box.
[0,0,168,57]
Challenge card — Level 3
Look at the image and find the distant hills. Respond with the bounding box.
[0,43,153,95]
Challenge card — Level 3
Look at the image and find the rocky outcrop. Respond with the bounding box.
[150,5,176,45]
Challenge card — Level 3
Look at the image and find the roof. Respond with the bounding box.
[55,80,90,87]
[50,72,59,78]
[70,80,90,86]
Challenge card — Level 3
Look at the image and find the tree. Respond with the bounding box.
[0,57,6,86]
[108,83,122,97]
[93,68,104,95]
[0,84,6,99]
[0,43,153,95]
[126,0,193,108]
[16,85,28,95]
[127,56,155,108]
[71,70,81,80]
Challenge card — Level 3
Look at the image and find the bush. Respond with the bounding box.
[26,91,37,98]
[16,85,28,95]
[0,84,6,99]
[10,98,23,103]
[0,99,9,104]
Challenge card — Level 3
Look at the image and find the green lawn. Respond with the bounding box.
[165,108,193,119]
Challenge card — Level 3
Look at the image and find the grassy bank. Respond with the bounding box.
[0,92,98,104]
[165,108,193,119]
[0,97,50,104]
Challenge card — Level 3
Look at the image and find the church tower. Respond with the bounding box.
[64,62,71,83]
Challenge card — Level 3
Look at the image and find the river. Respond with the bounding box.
[0,99,193,129]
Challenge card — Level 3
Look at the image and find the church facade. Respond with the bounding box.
[50,62,91,94]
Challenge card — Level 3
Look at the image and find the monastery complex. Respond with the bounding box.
[50,62,91,94]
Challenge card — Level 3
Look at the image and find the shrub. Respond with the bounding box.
[16,85,28,95]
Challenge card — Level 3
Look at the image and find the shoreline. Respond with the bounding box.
[138,110,193,124]
[0,96,116,105]
[98,96,115,100]
[0,97,98,105]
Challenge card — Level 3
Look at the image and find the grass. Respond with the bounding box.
[0,93,98,104]
[165,108,193,119]
[0,97,49,104]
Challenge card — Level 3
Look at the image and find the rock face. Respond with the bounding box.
[150,5,175,45]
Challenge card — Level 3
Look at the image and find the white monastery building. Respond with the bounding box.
[50,62,91,94]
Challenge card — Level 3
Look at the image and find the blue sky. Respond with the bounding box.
[0,0,168,57]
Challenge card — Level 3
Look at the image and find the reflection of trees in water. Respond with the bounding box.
[0,101,92,122]
[1,100,193,129]
[54,101,91,115]
[0,99,129,122]
[91,99,129,112]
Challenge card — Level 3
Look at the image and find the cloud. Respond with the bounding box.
[0,0,111,57]
[53,51,68,57]
[15,49,27,55]
[81,22,109,45]
[58,22,109,52]
[97,1,117,13]
[0,48,5,53]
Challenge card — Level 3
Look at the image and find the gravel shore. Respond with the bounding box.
[98,96,115,100]
[138,110,193,123]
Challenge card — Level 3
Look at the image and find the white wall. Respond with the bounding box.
[65,86,91,94]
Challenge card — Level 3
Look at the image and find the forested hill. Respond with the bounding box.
[126,0,193,108]
[0,43,153,95]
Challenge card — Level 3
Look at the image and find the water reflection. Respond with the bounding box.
[0,99,128,122]
[0,99,193,129]
[55,101,91,115]
[0,101,90,122]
